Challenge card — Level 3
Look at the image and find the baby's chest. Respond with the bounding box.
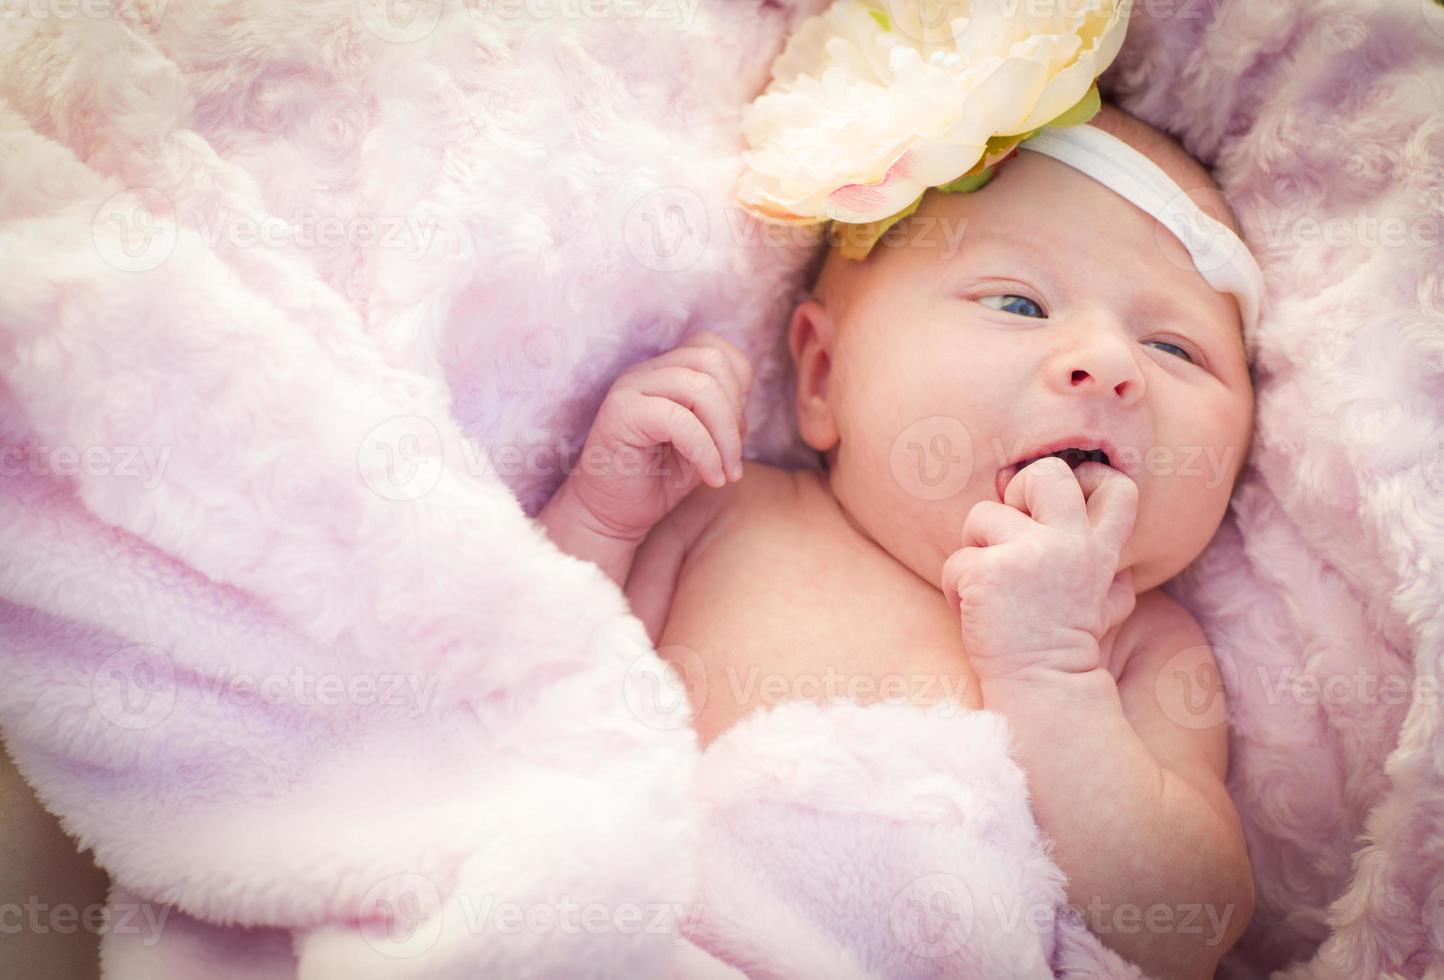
[658,516,984,746]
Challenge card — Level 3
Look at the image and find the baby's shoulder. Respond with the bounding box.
[623,460,806,644]
[1110,587,1212,681]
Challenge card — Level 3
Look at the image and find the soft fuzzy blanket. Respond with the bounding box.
[1,0,1441,977]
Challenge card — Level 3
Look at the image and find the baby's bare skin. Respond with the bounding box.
[634,459,1136,746]
[539,103,1256,978]
[638,460,986,746]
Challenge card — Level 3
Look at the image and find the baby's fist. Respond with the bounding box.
[566,330,752,542]
[940,458,1138,680]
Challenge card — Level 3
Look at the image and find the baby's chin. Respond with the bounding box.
[1122,538,1201,595]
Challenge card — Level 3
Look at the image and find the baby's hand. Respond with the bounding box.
[940,458,1138,681]
[565,330,752,543]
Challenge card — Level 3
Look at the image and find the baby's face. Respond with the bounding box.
[791,148,1255,594]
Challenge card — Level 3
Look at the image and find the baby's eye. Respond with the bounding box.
[1145,340,1194,363]
[977,294,1046,318]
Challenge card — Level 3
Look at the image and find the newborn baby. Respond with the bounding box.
[539,102,1255,979]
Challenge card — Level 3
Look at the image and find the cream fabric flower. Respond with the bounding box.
[736,0,1131,257]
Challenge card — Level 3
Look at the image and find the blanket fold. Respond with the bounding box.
[681,700,1151,980]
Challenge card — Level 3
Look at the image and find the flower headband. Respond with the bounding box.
[736,0,1265,351]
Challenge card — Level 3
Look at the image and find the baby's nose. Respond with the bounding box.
[1055,344,1145,406]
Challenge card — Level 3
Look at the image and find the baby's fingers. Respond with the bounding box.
[1080,466,1139,551]
[626,366,742,481]
[961,500,1034,549]
[644,333,752,423]
[939,546,988,617]
[625,392,725,488]
[1102,567,1136,634]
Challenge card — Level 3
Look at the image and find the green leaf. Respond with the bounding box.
[834,190,925,261]
[935,165,997,194]
[1045,84,1101,129]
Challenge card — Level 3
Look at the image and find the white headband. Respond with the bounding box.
[1018,123,1265,355]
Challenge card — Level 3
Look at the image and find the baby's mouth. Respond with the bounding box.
[995,442,1128,502]
[1014,447,1112,470]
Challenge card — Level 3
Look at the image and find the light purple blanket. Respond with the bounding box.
[2,0,1442,977]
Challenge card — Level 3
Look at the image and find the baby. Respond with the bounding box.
[539,102,1255,979]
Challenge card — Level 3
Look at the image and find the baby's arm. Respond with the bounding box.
[979,593,1253,980]
[538,477,643,588]
[941,458,1252,979]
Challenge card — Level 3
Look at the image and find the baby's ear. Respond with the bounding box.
[788,297,839,454]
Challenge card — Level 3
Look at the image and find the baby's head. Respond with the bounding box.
[787,103,1255,594]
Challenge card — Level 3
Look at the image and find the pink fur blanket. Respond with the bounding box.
[1,0,1441,977]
